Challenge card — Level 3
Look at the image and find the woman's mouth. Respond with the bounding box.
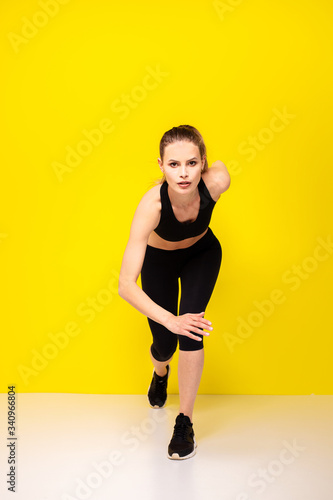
[178,182,191,188]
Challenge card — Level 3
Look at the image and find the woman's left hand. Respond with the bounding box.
[164,311,213,341]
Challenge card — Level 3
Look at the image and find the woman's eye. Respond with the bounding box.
[168,161,196,167]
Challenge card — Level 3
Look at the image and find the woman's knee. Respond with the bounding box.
[151,340,177,362]
[178,334,204,352]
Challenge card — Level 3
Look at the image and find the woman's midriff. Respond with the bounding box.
[147,228,208,250]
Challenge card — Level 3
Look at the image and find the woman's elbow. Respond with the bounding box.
[118,279,126,299]
[223,173,231,191]
[118,277,134,300]
[217,172,231,194]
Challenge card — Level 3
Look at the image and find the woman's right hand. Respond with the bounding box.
[164,312,213,341]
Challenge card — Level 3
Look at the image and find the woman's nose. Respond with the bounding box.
[180,165,188,177]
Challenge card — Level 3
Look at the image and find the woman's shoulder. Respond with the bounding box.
[140,182,162,206]
[134,183,162,222]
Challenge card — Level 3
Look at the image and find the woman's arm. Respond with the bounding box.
[118,189,172,326]
[203,160,231,200]
[210,160,231,181]
[118,189,213,341]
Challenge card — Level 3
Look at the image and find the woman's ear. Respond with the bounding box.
[157,158,164,173]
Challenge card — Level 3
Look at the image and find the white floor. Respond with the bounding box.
[0,393,332,500]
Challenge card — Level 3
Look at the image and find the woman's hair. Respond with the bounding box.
[158,125,208,184]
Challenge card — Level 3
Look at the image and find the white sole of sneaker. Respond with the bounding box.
[167,437,197,460]
[147,365,170,409]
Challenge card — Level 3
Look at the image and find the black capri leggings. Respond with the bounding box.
[140,227,222,362]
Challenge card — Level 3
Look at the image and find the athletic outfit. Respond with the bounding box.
[141,176,222,361]
[141,175,223,460]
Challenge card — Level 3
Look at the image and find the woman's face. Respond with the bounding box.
[158,141,205,194]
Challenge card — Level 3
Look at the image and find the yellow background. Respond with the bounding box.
[1,0,332,394]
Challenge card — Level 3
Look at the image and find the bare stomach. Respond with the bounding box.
[147,228,208,250]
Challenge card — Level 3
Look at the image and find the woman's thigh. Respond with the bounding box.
[178,238,222,351]
[141,246,179,312]
[141,245,179,361]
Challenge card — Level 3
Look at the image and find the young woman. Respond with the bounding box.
[118,125,230,460]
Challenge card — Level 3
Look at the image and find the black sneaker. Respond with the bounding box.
[147,365,170,408]
[167,413,197,460]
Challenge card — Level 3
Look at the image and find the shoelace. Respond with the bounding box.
[173,421,191,440]
[152,373,167,398]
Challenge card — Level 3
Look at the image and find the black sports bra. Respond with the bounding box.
[153,177,216,242]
